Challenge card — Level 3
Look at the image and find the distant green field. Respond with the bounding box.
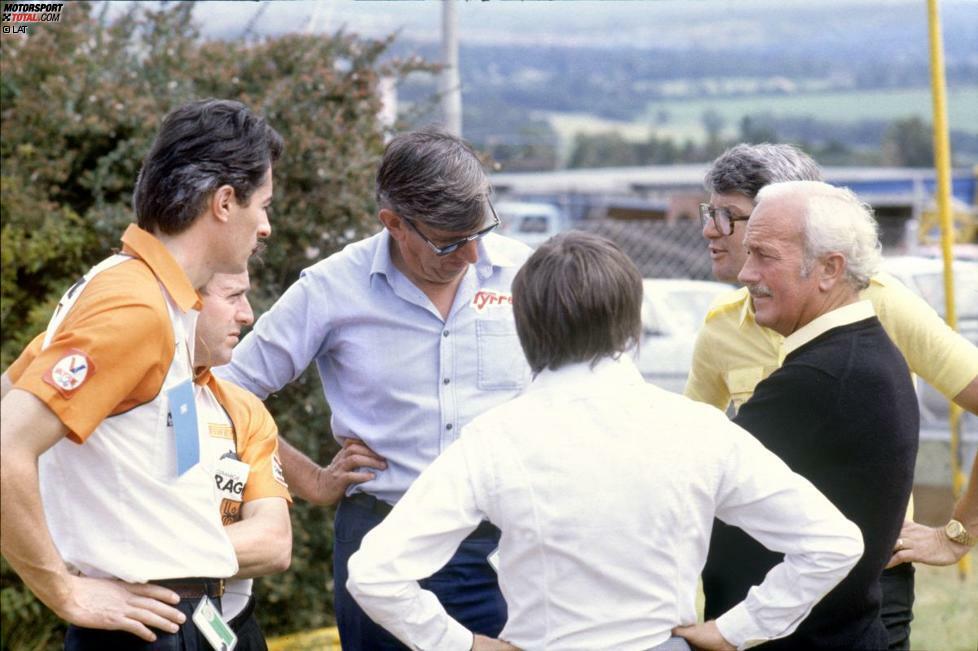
[547,85,978,148]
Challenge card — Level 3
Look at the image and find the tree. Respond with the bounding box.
[567,131,639,168]
[1,3,434,646]
[882,116,934,167]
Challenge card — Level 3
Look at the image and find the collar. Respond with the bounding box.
[783,300,876,357]
[193,366,213,386]
[527,353,645,395]
[369,230,396,283]
[120,224,202,312]
[736,286,756,328]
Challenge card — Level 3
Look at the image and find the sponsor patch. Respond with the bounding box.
[272,453,288,488]
[208,422,234,440]
[43,349,95,398]
[471,290,513,313]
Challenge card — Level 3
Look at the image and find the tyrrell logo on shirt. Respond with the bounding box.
[472,290,513,312]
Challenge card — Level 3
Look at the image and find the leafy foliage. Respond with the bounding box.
[1,2,434,646]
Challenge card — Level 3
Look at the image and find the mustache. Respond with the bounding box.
[250,240,268,265]
[747,284,773,298]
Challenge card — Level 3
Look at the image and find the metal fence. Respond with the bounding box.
[576,219,714,280]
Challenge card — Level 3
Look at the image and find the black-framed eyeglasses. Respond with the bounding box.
[699,203,751,236]
[402,201,501,256]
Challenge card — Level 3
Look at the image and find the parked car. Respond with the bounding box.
[496,201,569,249]
[634,278,734,394]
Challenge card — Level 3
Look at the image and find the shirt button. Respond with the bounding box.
[446,423,453,430]
[443,378,450,385]
[443,330,450,337]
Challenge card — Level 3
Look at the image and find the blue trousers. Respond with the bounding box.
[332,495,507,650]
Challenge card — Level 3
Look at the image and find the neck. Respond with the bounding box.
[154,229,214,289]
[791,286,859,335]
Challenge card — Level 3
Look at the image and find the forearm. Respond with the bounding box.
[224,498,291,578]
[278,437,329,503]
[953,376,978,415]
[952,452,978,531]
[0,447,74,614]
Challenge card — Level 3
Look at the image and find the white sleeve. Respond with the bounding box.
[712,425,864,650]
[346,439,485,651]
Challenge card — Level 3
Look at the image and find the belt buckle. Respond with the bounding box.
[213,578,225,598]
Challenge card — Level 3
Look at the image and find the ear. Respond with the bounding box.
[379,208,407,242]
[209,185,237,224]
[817,252,847,291]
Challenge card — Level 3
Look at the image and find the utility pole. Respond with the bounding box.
[440,0,462,136]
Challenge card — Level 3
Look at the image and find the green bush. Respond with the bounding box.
[1,2,435,646]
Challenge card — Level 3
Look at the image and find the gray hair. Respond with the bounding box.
[512,231,643,375]
[376,127,491,232]
[757,181,881,290]
[705,143,822,200]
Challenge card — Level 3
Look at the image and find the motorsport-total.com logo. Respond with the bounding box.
[2,2,64,35]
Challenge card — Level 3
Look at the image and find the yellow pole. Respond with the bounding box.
[926,0,969,578]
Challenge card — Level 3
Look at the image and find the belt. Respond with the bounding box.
[346,492,500,540]
[152,577,226,599]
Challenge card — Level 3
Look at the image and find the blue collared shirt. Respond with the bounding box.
[216,230,532,503]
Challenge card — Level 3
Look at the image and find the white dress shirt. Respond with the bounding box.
[347,355,863,651]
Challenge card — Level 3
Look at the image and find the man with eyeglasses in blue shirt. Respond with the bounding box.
[216,128,533,650]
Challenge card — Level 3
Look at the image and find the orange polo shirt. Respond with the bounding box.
[11,224,201,442]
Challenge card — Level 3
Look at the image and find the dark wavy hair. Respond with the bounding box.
[376,127,490,233]
[133,99,283,235]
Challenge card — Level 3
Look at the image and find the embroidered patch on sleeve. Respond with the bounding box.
[43,350,96,398]
[272,453,289,488]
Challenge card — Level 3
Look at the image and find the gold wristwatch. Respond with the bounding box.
[944,519,978,546]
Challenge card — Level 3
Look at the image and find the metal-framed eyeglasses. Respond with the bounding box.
[699,203,751,236]
[402,201,501,256]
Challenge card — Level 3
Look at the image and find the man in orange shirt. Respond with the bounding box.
[1,98,282,649]
[4,270,293,650]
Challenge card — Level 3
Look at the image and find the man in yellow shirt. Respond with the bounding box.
[685,143,978,650]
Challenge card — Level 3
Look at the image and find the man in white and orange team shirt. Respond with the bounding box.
[0,98,283,650]
[4,270,293,650]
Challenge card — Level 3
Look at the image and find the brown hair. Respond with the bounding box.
[513,231,643,375]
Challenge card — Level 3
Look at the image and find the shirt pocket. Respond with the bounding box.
[725,366,766,413]
[476,319,528,391]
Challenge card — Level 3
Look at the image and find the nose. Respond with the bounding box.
[737,254,758,286]
[455,239,480,265]
[258,212,271,239]
[701,215,721,240]
[237,297,254,326]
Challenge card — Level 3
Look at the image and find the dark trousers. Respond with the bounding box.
[65,598,210,651]
[332,495,507,650]
[880,563,915,650]
[65,595,266,651]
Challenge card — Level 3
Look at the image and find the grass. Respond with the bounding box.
[910,554,978,651]
[266,552,978,650]
[546,85,978,146]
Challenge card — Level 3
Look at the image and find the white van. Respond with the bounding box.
[495,201,568,249]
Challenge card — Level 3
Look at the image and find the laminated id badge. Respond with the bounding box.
[192,596,237,651]
[168,379,200,475]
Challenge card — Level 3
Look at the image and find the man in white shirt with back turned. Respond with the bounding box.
[347,231,865,651]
